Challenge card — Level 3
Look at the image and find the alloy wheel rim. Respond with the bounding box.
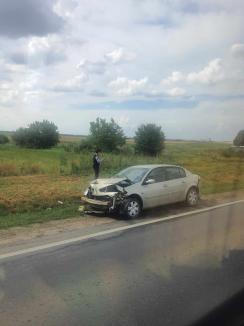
[128,201,139,216]
[189,190,198,204]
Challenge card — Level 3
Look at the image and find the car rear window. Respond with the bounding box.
[179,168,186,178]
[165,167,185,180]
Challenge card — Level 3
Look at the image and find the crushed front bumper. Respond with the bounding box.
[81,196,110,208]
[80,191,127,214]
[79,196,112,213]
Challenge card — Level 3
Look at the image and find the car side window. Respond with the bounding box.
[145,167,166,183]
[165,167,183,180]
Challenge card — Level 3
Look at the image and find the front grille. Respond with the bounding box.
[93,195,112,202]
[87,188,112,202]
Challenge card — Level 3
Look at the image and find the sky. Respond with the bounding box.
[0,0,244,140]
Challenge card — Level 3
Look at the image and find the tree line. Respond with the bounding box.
[1,119,244,155]
[10,118,166,156]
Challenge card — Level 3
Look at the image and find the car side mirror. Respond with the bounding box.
[144,178,155,185]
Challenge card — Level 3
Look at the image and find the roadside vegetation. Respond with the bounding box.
[0,134,9,145]
[233,130,244,146]
[12,120,59,149]
[0,140,244,228]
[0,120,243,229]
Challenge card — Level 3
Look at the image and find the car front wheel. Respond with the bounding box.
[186,187,199,206]
[123,197,142,219]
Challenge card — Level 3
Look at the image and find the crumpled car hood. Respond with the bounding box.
[91,177,126,187]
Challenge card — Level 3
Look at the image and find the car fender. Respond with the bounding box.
[185,184,200,199]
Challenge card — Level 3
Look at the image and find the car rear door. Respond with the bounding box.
[141,167,169,208]
[164,167,187,203]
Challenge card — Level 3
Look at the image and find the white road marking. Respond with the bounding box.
[0,199,244,261]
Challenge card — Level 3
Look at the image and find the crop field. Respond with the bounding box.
[59,134,86,143]
[0,140,243,229]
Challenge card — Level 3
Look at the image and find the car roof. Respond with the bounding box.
[126,164,182,169]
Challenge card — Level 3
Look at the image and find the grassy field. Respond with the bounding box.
[59,134,86,143]
[0,140,243,229]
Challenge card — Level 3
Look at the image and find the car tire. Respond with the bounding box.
[123,197,142,219]
[186,187,199,206]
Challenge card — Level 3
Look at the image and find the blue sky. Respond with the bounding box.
[0,0,244,140]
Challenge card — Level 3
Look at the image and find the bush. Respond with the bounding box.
[135,123,165,156]
[79,137,94,152]
[13,120,59,149]
[222,148,232,158]
[117,144,135,155]
[89,118,126,152]
[222,147,244,158]
[0,134,9,144]
[233,130,244,146]
[60,143,73,152]
[61,143,81,153]
[59,140,93,154]
[12,128,30,147]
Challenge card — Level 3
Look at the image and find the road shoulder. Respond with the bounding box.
[0,190,243,255]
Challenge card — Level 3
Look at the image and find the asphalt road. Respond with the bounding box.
[0,202,244,326]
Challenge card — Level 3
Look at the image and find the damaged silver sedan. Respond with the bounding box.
[81,164,200,219]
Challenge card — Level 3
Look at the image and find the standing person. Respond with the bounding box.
[93,148,102,179]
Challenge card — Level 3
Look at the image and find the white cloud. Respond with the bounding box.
[231,43,244,58]
[168,71,184,83]
[75,47,136,80]
[161,71,184,87]
[105,48,136,64]
[26,36,66,66]
[19,72,42,91]
[108,77,148,96]
[166,87,186,97]
[7,36,66,67]
[53,0,78,18]
[52,72,88,92]
[187,58,224,84]
[0,89,19,106]
[76,59,107,75]
[159,43,244,97]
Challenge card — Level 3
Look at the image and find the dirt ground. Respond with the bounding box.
[0,190,243,247]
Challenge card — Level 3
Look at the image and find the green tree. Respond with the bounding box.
[89,118,126,151]
[13,120,59,149]
[12,128,30,147]
[135,123,165,156]
[0,134,9,144]
[233,130,244,146]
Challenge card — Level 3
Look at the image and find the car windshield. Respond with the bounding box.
[116,167,149,184]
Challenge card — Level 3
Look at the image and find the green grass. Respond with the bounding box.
[0,203,80,229]
[0,141,243,229]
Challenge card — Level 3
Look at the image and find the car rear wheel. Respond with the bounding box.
[186,187,199,206]
[123,197,142,219]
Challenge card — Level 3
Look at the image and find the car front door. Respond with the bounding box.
[141,167,169,208]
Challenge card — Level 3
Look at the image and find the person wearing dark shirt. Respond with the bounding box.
[93,148,102,179]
